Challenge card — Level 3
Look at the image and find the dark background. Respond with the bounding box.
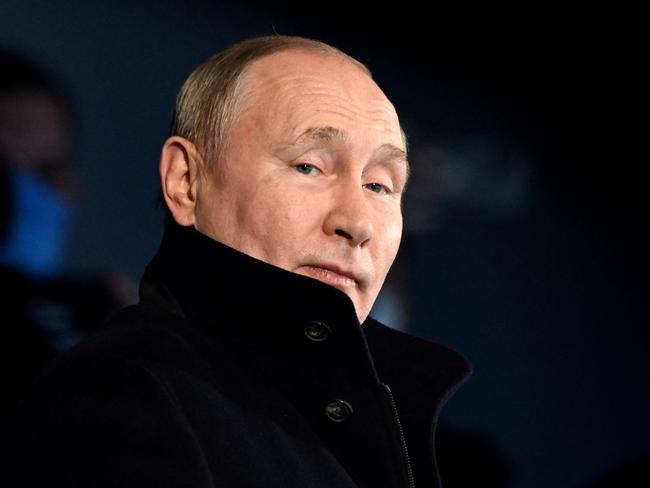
[1,1,646,486]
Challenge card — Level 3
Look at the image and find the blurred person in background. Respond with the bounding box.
[0,48,135,421]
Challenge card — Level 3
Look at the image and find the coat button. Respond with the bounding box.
[325,399,353,423]
[304,321,332,342]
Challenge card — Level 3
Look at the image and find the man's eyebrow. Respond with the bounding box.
[375,142,409,165]
[291,125,410,178]
[289,125,411,184]
[376,143,411,189]
[292,125,350,145]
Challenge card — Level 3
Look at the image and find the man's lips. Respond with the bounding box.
[300,264,360,290]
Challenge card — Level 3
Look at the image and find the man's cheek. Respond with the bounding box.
[276,195,318,231]
[384,217,403,253]
[248,203,298,247]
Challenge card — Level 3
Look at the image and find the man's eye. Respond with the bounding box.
[294,163,320,175]
[363,182,390,195]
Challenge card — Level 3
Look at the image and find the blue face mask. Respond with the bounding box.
[0,167,74,279]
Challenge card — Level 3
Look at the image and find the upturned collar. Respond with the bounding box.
[139,221,471,401]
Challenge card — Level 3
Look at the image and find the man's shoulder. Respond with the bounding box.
[31,303,216,395]
[67,303,194,360]
[1,304,226,487]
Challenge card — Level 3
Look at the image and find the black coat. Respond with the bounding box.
[2,223,471,487]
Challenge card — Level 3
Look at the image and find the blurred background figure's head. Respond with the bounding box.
[0,48,78,279]
[0,48,135,392]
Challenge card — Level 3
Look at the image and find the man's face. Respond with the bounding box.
[193,49,408,323]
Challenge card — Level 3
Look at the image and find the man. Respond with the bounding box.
[2,36,470,487]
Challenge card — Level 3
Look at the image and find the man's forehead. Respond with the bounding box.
[241,49,393,111]
[237,49,406,153]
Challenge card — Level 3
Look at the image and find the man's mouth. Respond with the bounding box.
[300,265,359,290]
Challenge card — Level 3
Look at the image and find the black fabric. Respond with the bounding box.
[2,222,471,487]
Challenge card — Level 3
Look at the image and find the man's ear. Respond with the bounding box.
[159,136,203,227]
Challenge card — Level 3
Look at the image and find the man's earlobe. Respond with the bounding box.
[159,136,202,227]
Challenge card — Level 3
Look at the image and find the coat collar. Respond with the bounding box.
[143,221,361,332]
[140,222,471,404]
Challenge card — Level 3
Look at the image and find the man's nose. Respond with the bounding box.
[323,184,373,247]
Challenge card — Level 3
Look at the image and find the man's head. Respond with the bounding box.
[160,36,409,323]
